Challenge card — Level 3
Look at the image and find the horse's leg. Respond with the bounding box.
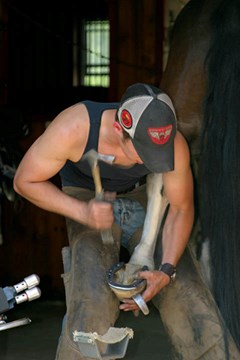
[108,174,169,302]
[153,245,240,360]
[55,187,121,360]
[128,173,168,270]
[106,174,169,309]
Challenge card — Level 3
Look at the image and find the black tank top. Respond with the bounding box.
[59,100,150,193]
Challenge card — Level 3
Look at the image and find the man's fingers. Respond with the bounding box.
[119,296,149,315]
[87,199,114,229]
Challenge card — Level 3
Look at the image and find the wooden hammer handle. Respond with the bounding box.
[91,165,114,245]
[91,165,103,197]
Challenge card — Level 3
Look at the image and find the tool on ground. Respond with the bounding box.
[73,327,134,359]
[0,274,41,331]
[82,149,115,245]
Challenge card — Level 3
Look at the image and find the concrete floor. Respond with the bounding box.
[0,299,174,360]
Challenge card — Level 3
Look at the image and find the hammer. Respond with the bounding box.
[82,149,115,245]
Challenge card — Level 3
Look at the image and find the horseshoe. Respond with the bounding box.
[106,262,150,315]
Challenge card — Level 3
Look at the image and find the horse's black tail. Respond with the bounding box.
[200,0,240,350]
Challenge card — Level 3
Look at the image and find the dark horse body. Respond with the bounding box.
[161,0,240,351]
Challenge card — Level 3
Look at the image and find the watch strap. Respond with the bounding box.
[159,263,176,282]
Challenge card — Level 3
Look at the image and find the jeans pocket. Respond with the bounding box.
[113,198,145,247]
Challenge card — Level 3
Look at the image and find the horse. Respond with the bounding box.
[160,0,240,354]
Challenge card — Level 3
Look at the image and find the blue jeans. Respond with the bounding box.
[112,198,146,248]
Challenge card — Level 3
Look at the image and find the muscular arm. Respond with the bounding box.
[13,104,113,229]
[161,133,194,267]
[120,132,194,313]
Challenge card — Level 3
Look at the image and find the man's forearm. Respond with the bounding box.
[161,206,194,266]
[14,180,89,224]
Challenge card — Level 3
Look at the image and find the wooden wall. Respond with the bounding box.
[0,0,8,105]
[109,0,163,100]
[0,120,68,299]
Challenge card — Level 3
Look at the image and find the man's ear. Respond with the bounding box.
[113,121,123,135]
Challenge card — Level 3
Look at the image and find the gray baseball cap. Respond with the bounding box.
[117,83,177,173]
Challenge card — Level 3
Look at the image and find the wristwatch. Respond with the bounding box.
[159,263,176,283]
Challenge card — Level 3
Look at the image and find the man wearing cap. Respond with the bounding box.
[13,83,194,359]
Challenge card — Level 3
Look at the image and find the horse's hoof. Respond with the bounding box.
[106,261,148,301]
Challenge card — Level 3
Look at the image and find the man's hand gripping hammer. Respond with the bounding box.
[82,149,115,245]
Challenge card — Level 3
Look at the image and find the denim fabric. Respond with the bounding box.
[112,198,146,248]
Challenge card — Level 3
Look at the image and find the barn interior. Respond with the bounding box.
[0,1,188,359]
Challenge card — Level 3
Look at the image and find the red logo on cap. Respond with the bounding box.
[121,109,132,129]
[148,125,173,145]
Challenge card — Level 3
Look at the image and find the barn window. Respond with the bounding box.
[73,19,110,87]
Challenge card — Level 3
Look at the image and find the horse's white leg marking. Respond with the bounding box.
[129,173,168,270]
[107,174,168,305]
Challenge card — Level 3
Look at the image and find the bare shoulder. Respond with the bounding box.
[41,102,90,162]
[47,102,89,137]
[163,131,193,206]
[163,131,192,185]
[173,131,191,171]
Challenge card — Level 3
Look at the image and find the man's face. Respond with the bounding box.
[113,120,143,167]
[120,138,143,165]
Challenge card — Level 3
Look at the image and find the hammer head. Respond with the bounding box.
[82,149,115,168]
